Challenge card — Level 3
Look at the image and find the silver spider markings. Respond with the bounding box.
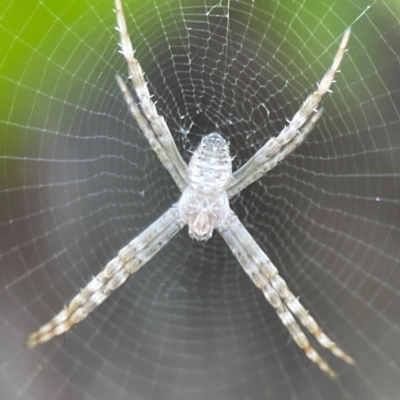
[25,0,354,378]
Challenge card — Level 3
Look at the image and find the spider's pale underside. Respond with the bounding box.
[26,0,354,378]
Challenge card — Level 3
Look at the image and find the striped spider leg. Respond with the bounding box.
[115,0,188,191]
[219,213,354,378]
[228,28,351,198]
[25,207,183,347]
[26,0,354,378]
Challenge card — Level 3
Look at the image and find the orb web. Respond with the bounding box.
[1,0,400,399]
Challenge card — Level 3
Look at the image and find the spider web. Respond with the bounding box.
[1,0,400,399]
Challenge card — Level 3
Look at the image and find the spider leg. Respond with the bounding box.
[116,75,188,191]
[25,206,182,348]
[269,271,355,365]
[219,211,354,378]
[229,108,323,198]
[228,28,350,198]
[115,0,188,192]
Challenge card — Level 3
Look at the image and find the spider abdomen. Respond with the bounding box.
[188,133,232,195]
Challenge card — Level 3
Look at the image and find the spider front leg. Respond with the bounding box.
[219,211,354,378]
[25,206,182,348]
[228,28,350,198]
[229,108,323,198]
[115,0,188,192]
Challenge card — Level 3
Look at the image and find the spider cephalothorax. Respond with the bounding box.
[26,0,354,378]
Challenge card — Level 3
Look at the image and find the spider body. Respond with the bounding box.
[178,133,232,241]
[25,0,354,378]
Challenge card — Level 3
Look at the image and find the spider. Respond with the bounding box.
[25,0,354,378]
